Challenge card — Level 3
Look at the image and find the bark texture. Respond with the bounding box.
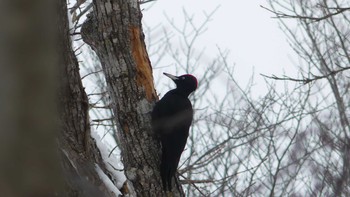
[58,0,117,196]
[81,0,184,196]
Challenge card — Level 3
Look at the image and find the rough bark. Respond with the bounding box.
[81,0,184,196]
[58,0,117,196]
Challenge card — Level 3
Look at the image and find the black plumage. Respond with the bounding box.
[152,72,198,191]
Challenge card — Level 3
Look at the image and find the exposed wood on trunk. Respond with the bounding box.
[130,26,157,102]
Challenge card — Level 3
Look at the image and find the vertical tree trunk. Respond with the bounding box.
[58,0,117,196]
[81,0,184,196]
[0,0,61,196]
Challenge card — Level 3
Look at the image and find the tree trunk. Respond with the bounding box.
[0,0,61,196]
[58,0,117,196]
[81,0,184,196]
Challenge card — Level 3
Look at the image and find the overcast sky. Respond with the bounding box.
[142,0,297,97]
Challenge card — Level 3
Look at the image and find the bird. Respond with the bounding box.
[151,72,198,192]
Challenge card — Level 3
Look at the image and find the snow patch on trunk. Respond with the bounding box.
[95,164,121,196]
[91,130,127,190]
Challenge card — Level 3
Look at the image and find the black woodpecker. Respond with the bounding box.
[152,72,198,191]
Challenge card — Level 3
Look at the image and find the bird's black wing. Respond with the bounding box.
[151,91,193,190]
[151,92,193,136]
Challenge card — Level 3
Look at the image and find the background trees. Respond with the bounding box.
[144,0,350,196]
[263,1,350,195]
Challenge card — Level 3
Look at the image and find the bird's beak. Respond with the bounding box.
[163,72,179,81]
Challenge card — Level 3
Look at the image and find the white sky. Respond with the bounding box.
[142,0,297,97]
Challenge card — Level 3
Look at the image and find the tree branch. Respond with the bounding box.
[261,5,350,22]
[261,66,350,84]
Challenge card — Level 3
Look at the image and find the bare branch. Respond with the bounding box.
[261,5,350,22]
[261,66,350,84]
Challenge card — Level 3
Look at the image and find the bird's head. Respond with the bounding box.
[164,72,198,95]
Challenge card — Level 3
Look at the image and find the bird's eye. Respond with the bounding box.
[181,76,185,80]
